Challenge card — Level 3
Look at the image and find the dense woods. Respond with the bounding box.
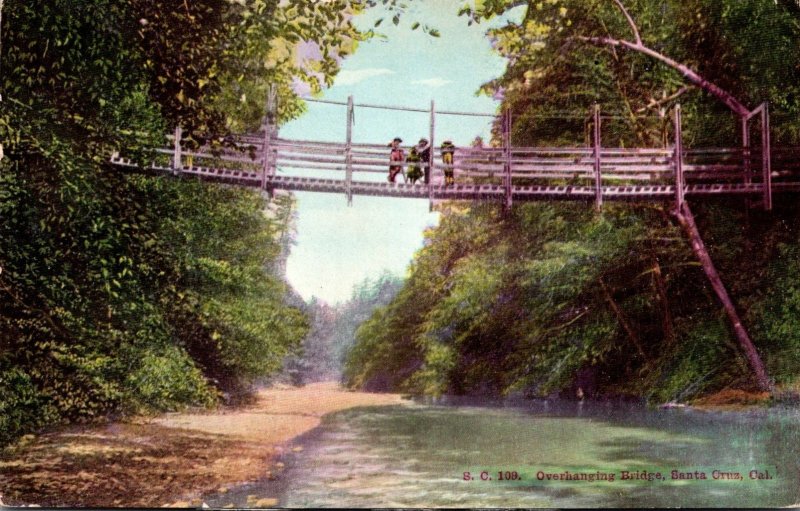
[0,0,370,446]
[345,0,800,401]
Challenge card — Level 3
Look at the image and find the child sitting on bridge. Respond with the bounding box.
[406,146,423,184]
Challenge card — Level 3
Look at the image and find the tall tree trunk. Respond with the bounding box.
[672,201,771,392]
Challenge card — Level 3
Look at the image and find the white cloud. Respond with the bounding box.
[335,68,395,85]
[411,77,453,88]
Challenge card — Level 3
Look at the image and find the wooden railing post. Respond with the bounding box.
[593,104,603,210]
[503,108,513,211]
[761,102,772,211]
[261,85,276,192]
[172,125,182,175]
[428,99,435,211]
[261,122,271,191]
[673,104,685,209]
[741,115,751,186]
[345,95,354,206]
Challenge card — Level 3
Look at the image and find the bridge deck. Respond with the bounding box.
[108,104,800,208]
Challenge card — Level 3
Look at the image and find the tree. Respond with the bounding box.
[0,0,372,445]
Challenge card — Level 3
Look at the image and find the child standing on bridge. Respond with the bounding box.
[417,138,431,184]
[441,140,455,186]
[388,137,405,183]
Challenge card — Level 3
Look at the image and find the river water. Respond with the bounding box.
[207,399,800,508]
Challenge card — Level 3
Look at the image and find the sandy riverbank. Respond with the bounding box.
[0,382,408,507]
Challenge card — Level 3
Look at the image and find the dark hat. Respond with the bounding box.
[393,137,402,142]
[418,138,428,144]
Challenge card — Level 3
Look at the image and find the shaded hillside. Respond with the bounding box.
[345,0,800,402]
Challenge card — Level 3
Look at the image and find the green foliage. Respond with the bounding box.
[0,369,59,446]
[343,0,800,403]
[469,0,800,147]
[124,346,217,413]
[0,0,351,445]
[346,197,800,401]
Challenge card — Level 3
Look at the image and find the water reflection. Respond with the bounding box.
[207,400,800,508]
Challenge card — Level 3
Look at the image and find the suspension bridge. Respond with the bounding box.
[111,96,800,212]
[109,94,800,390]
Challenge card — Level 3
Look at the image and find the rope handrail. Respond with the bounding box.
[303,97,497,117]
[300,97,669,120]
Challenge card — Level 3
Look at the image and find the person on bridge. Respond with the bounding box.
[388,137,405,183]
[406,146,423,184]
[441,140,456,186]
[417,138,431,184]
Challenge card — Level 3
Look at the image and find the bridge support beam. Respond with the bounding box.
[672,201,772,392]
[592,104,603,210]
[345,95,354,206]
[262,85,278,197]
[503,108,513,212]
[172,126,182,175]
[760,102,772,211]
[673,104,685,210]
[428,100,435,212]
[743,102,773,211]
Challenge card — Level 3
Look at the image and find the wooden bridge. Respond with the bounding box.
[111,97,800,211]
[109,94,799,391]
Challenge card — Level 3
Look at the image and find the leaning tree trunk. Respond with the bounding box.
[672,201,771,392]
[574,0,751,117]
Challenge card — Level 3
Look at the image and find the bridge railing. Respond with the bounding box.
[107,99,800,206]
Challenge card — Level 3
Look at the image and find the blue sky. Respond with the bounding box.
[283,1,524,304]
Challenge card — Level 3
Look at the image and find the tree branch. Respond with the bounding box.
[610,0,642,45]
[599,278,648,361]
[636,86,690,113]
[574,35,750,116]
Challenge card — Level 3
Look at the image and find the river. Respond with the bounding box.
[206,398,800,508]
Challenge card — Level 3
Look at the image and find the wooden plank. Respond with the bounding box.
[685,147,745,155]
[683,164,743,172]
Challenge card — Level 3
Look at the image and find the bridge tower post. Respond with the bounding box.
[592,104,603,210]
[760,102,772,211]
[673,104,685,210]
[741,113,751,188]
[742,102,773,211]
[428,100,435,211]
[503,108,513,212]
[262,85,277,196]
[172,125,182,176]
[345,95,354,206]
